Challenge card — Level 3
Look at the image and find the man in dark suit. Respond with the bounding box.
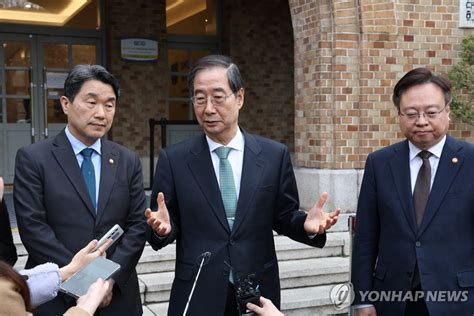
[0,177,17,266]
[14,65,147,315]
[351,68,474,316]
[145,55,340,315]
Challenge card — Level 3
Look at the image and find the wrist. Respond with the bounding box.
[59,263,75,281]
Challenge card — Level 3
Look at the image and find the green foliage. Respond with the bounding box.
[448,35,474,125]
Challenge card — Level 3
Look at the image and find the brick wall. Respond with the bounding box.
[104,0,473,168]
[222,0,295,151]
[289,0,474,169]
[105,0,168,154]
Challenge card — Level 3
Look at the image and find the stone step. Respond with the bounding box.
[281,285,349,316]
[145,284,349,316]
[137,232,349,274]
[138,256,349,304]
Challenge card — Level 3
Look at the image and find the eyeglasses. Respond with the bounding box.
[191,92,234,107]
[399,105,447,121]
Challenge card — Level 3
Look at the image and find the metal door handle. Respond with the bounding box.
[29,67,35,142]
[42,68,48,138]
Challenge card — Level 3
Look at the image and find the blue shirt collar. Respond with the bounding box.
[65,126,102,156]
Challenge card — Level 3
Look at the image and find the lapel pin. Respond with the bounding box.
[109,158,114,165]
[452,157,458,164]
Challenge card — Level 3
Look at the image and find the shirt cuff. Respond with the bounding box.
[354,304,375,309]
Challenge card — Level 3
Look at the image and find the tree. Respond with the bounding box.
[448,35,474,125]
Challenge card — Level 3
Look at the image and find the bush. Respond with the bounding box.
[448,35,474,125]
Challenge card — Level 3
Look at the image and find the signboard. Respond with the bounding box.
[121,38,158,62]
[459,0,474,28]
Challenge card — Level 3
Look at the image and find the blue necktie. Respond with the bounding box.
[81,148,96,210]
[214,146,237,230]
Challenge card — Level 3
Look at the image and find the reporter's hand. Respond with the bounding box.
[355,306,377,316]
[144,192,171,236]
[0,176,4,202]
[98,279,114,308]
[60,239,112,281]
[246,296,284,316]
[76,278,110,315]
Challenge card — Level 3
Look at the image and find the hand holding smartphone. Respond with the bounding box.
[93,224,124,252]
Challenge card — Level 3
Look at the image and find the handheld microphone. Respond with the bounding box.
[183,251,212,316]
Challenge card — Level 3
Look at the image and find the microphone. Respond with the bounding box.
[183,251,212,315]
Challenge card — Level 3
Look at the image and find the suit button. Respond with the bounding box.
[415,241,421,247]
[223,271,228,276]
[407,271,412,278]
[230,239,235,245]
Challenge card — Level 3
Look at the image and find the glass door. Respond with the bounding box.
[0,34,100,182]
[0,34,34,183]
[38,36,99,139]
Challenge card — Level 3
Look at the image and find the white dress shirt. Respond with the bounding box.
[408,135,446,193]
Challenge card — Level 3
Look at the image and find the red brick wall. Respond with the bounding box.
[289,0,474,169]
[222,0,295,151]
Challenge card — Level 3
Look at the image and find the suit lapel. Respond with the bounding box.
[51,131,96,217]
[418,135,464,236]
[187,135,231,233]
[232,132,264,235]
[96,140,119,223]
[389,140,417,235]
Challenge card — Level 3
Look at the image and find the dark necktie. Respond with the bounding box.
[81,148,96,210]
[214,146,237,230]
[413,150,432,227]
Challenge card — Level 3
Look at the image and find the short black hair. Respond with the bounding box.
[187,54,244,97]
[63,64,120,102]
[393,67,451,109]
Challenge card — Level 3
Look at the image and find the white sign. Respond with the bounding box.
[459,0,474,28]
[121,38,158,61]
[46,72,68,89]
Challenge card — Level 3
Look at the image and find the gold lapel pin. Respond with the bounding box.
[452,157,458,164]
[109,158,114,165]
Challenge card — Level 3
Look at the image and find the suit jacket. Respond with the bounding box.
[14,130,147,316]
[351,135,474,316]
[0,277,89,316]
[0,200,17,265]
[147,129,326,315]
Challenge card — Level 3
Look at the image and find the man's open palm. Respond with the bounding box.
[304,192,340,234]
[145,192,171,236]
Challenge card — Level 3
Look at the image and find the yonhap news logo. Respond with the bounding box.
[330,282,354,310]
[329,282,469,311]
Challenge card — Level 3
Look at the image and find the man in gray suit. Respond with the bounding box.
[14,64,146,315]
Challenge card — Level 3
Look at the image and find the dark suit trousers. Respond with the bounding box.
[0,200,17,266]
[405,285,429,316]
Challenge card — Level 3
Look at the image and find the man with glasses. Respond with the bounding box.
[145,55,340,315]
[351,67,474,315]
[13,64,147,316]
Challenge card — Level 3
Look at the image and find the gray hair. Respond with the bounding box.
[187,55,244,97]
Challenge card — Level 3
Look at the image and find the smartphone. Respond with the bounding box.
[60,256,121,298]
[93,224,124,252]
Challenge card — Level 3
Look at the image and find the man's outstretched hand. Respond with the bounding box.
[144,192,171,236]
[304,192,340,235]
